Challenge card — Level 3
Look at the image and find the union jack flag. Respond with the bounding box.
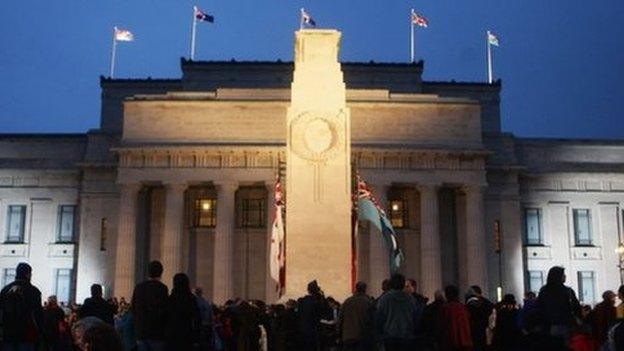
[411,12,429,28]
[301,8,317,27]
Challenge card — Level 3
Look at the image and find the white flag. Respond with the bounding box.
[114,27,134,42]
[269,174,285,297]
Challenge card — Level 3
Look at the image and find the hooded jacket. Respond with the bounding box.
[375,289,419,341]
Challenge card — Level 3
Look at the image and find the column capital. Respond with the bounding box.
[163,182,188,192]
[460,184,486,195]
[214,180,239,192]
[416,183,441,193]
[118,182,142,191]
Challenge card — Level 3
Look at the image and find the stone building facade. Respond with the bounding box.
[1,30,623,304]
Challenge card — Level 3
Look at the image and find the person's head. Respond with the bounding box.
[389,274,406,291]
[72,317,106,350]
[307,280,321,296]
[172,273,190,294]
[148,260,163,279]
[524,291,536,300]
[81,323,123,351]
[433,290,445,302]
[546,266,565,286]
[502,294,516,306]
[602,290,616,304]
[194,287,203,297]
[15,262,32,282]
[470,285,483,296]
[355,281,367,295]
[404,279,417,294]
[444,285,460,302]
[381,279,390,293]
[619,285,624,301]
[47,295,58,307]
[90,284,103,298]
[581,304,592,318]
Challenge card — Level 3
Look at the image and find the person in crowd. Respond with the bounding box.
[72,316,107,350]
[165,273,200,351]
[132,260,169,351]
[537,266,582,346]
[404,278,429,305]
[422,290,446,350]
[81,321,124,351]
[0,262,44,351]
[375,273,419,351]
[297,280,332,351]
[403,278,427,345]
[338,281,374,351]
[591,290,617,347]
[492,294,520,351]
[465,285,494,351]
[517,291,538,334]
[42,295,66,351]
[441,285,472,351]
[320,297,340,350]
[78,284,115,325]
[115,302,135,351]
[194,287,214,351]
[617,285,624,320]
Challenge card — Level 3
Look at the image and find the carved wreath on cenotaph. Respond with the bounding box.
[290,111,344,162]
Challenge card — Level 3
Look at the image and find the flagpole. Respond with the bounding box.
[410,9,415,63]
[110,27,118,78]
[300,8,304,30]
[487,30,493,84]
[190,7,198,60]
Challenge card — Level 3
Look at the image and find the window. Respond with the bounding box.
[577,271,595,303]
[527,271,544,294]
[389,199,408,229]
[55,269,72,303]
[2,268,16,287]
[57,205,76,242]
[573,209,592,246]
[241,198,265,228]
[6,205,26,243]
[524,208,543,245]
[194,198,217,228]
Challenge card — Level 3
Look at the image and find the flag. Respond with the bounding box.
[269,173,286,297]
[355,174,405,273]
[412,12,429,28]
[194,6,214,23]
[114,27,134,42]
[488,31,500,47]
[301,9,316,27]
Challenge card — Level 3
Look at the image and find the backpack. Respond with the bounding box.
[0,283,37,341]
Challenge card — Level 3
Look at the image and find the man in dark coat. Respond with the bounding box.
[42,295,66,351]
[465,285,493,351]
[375,274,419,351]
[0,262,44,351]
[297,280,331,351]
[591,290,617,347]
[78,284,115,325]
[132,260,169,351]
[338,281,374,351]
[537,266,581,346]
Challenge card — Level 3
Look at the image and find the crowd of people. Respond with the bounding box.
[1,261,624,351]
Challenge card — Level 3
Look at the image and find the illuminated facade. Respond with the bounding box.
[1,30,624,304]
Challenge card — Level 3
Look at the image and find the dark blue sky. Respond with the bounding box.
[0,1,622,138]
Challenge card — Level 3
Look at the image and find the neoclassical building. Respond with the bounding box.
[1,30,623,304]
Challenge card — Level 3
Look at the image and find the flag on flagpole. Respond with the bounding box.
[301,8,317,27]
[411,12,429,28]
[355,174,405,273]
[114,27,134,42]
[194,6,214,23]
[269,173,286,297]
[488,31,500,46]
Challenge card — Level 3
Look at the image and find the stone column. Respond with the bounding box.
[161,183,187,288]
[264,180,277,303]
[464,185,488,290]
[418,184,442,300]
[369,184,390,297]
[114,183,141,299]
[213,181,237,304]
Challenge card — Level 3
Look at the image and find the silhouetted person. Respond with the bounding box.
[465,285,493,351]
[81,322,124,351]
[493,294,521,351]
[375,274,419,351]
[132,260,169,351]
[43,295,66,351]
[79,284,115,325]
[165,273,200,351]
[194,287,213,351]
[338,281,374,351]
[0,262,44,351]
[297,280,331,351]
[422,290,446,350]
[537,266,581,345]
[441,285,472,351]
[591,290,617,347]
